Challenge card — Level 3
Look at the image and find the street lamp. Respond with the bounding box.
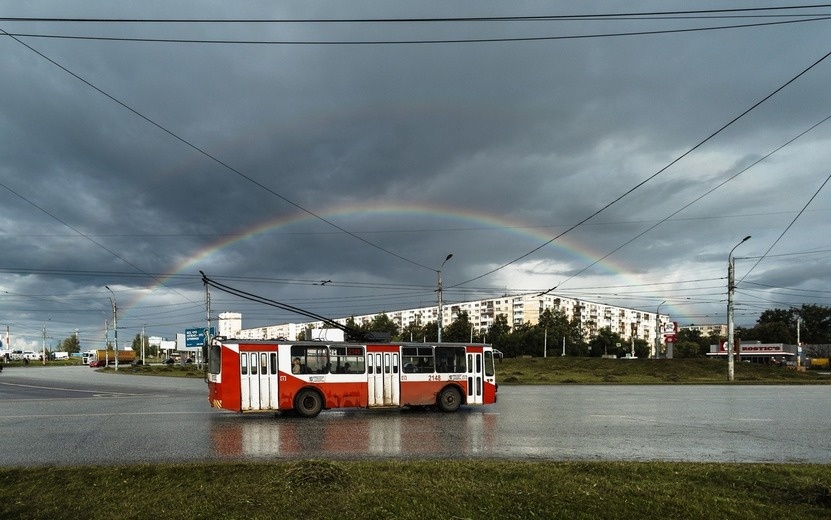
[105,286,119,371]
[654,301,666,359]
[727,236,751,381]
[436,253,453,343]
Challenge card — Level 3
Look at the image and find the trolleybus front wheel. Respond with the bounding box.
[295,389,324,418]
[437,386,462,413]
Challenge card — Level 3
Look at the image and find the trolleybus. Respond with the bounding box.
[205,339,497,417]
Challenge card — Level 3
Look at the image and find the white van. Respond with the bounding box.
[52,352,70,360]
[22,351,41,361]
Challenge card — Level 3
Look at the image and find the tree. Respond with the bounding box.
[368,313,400,339]
[674,328,710,358]
[743,304,831,345]
[442,311,474,343]
[588,327,624,357]
[487,314,511,355]
[796,304,831,344]
[58,334,81,354]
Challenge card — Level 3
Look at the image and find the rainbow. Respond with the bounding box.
[117,202,682,322]
[168,201,628,281]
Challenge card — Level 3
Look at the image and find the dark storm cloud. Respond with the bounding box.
[2,1,830,347]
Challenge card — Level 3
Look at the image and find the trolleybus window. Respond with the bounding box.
[435,346,466,373]
[240,352,248,375]
[330,346,365,374]
[485,350,495,377]
[402,346,434,373]
[290,345,330,374]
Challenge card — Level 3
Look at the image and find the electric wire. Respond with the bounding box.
[739,172,831,282]
[536,113,831,296]
[4,16,830,45]
[0,28,435,273]
[456,48,831,289]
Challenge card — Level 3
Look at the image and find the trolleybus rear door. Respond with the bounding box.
[467,351,484,405]
[368,350,400,407]
[240,351,279,411]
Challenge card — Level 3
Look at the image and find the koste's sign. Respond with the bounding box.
[718,341,784,354]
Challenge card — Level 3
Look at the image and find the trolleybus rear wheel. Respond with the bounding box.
[437,386,462,413]
[295,389,323,418]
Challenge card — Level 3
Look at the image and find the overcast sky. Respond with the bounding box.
[2,1,830,350]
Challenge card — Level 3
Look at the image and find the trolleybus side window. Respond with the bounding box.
[290,345,330,374]
[435,346,466,373]
[402,347,434,373]
[241,352,248,375]
[330,346,365,374]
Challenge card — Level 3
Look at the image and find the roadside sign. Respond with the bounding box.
[185,327,214,348]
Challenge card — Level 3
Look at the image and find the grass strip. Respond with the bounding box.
[1,460,829,519]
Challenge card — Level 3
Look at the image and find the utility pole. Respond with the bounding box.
[106,286,118,371]
[654,301,666,359]
[141,324,146,365]
[205,279,212,366]
[436,253,452,343]
[727,236,751,381]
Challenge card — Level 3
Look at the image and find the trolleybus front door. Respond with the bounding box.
[368,351,400,407]
[240,352,279,411]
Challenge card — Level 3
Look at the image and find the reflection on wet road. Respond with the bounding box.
[211,409,498,460]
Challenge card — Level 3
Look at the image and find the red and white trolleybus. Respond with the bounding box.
[205,339,498,417]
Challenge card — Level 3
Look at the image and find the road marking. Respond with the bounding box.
[0,381,140,396]
[0,411,216,419]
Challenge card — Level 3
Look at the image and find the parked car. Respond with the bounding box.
[493,349,504,359]
[22,351,41,361]
[163,358,175,365]
[89,360,107,367]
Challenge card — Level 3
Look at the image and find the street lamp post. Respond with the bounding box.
[436,253,453,343]
[654,301,666,359]
[106,286,119,371]
[727,236,751,381]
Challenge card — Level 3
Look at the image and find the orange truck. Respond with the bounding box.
[89,349,136,366]
[809,357,829,369]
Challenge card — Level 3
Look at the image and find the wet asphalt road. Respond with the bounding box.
[1,366,829,466]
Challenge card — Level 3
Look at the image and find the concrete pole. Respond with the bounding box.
[727,236,751,381]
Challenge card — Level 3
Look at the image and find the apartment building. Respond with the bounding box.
[228,294,670,347]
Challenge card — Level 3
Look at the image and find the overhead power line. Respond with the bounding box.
[3,17,830,45]
[4,5,831,23]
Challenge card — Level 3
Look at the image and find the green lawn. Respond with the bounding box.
[2,460,829,519]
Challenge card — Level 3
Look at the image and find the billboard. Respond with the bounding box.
[185,327,215,348]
